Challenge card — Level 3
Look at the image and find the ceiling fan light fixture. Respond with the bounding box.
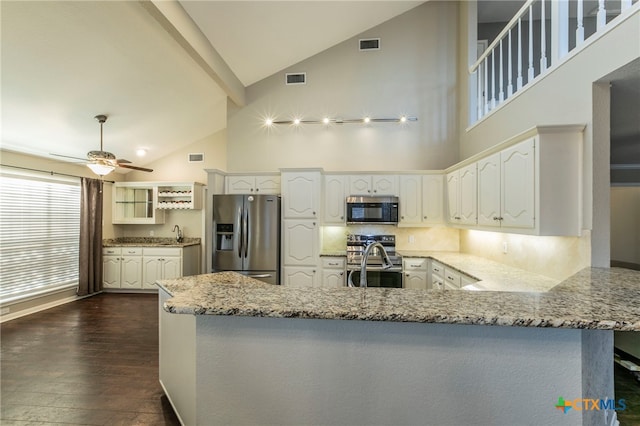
[87,162,115,176]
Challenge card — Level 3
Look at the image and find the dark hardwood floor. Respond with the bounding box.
[1,293,180,425]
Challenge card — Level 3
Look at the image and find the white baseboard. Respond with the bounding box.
[0,294,82,323]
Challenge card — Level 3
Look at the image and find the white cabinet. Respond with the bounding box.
[282,267,318,288]
[112,184,165,224]
[399,174,444,226]
[403,258,428,290]
[157,182,204,210]
[430,260,445,290]
[102,247,143,289]
[226,175,281,194]
[321,257,346,288]
[282,220,319,266]
[477,138,535,229]
[348,175,398,196]
[281,171,321,219]
[142,247,182,290]
[446,164,477,225]
[281,170,322,287]
[322,175,347,224]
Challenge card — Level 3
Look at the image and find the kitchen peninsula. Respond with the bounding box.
[157,263,640,426]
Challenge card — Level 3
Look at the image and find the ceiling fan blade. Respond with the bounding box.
[50,153,87,162]
[116,159,132,164]
[118,163,153,173]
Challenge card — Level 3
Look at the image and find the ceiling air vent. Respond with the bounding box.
[285,73,306,85]
[188,153,204,163]
[359,38,380,51]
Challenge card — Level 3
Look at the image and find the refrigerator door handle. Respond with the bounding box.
[243,208,249,258]
[249,274,272,278]
[237,205,243,259]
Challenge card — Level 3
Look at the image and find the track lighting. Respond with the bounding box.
[263,115,417,127]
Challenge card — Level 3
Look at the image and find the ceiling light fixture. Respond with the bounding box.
[136,149,147,157]
[264,115,417,126]
[87,160,115,176]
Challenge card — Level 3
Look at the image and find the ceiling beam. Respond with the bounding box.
[139,0,246,107]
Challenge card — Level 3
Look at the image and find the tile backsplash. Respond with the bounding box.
[321,225,460,252]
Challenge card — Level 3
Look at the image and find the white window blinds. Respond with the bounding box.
[0,172,81,302]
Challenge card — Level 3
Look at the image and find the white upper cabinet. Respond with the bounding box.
[447,126,583,236]
[478,139,535,229]
[226,174,280,194]
[399,175,422,224]
[348,175,398,196]
[422,174,444,225]
[322,175,347,224]
[446,164,477,226]
[281,171,321,219]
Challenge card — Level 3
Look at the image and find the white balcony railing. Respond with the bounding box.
[470,0,639,124]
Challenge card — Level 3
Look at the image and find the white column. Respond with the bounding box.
[540,0,548,72]
[477,70,483,120]
[621,0,633,12]
[490,51,496,109]
[576,0,585,46]
[551,0,569,64]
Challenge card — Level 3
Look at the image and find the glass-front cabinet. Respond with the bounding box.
[112,183,165,224]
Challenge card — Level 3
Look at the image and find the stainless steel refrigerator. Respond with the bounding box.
[212,194,281,285]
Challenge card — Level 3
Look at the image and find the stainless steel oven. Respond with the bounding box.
[346,234,403,288]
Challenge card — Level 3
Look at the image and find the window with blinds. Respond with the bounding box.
[0,172,81,302]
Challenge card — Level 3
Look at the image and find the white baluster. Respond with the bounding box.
[517,17,523,90]
[621,0,632,12]
[491,50,496,109]
[484,58,489,114]
[551,0,569,63]
[499,40,504,102]
[540,0,548,72]
[528,5,534,82]
[597,0,606,30]
[477,69,482,120]
[576,0,585,45]
[507,29,513,97]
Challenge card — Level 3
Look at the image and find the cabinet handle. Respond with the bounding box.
[405,273,410,277]
[454,216,461,220]
[433,268,440,272]
[493,217,499,221]
[312,222,316,226]
[339,272,344,276]
[373,189,377,193]
[410,264,421,267]
[250,188,254,192]
[401,216,405,219]
[256,188,259,192]
[423,216,427,219]
[340,216,344,219]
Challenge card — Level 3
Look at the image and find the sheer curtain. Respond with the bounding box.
[78,178,103,296]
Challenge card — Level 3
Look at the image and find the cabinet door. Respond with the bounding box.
[321,269,345,288]
[399,175,422,225]
[142,257,162,289]
[422,174,444,224]
[161,257,182,280]
[226,176,255,194]
[323,175,347,224]
[446,171,459,222]
[458,164,477,225]
[255,176,281,194]
[477,153,501,226]
[103,255,121,288]
[121,256,143,289]
[283,267,317,287]
[282,172,320,219]
[501,138,535,229]
[371,175,398,195]
[404,271,428,290]
[348,176,371,195]
[282,220,318,266]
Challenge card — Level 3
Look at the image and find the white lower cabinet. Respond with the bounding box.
[403,258,429,289]
[103,245,199,291]
[321,257,346,288]
[283,267,318,288]
[142,248,182,290]
[103,247,143,289]
[430,260,445,290]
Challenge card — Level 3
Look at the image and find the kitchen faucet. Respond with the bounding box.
[172,225,183,243]
[348,241,394,288]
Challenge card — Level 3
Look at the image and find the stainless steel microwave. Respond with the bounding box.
[346,196,399,225]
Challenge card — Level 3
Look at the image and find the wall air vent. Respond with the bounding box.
[359,38,380,51]
[188,153,204,163]
[285,73,306,85]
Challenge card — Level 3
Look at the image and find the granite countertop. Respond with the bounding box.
[158,265,640,331]
[103,237,201,248]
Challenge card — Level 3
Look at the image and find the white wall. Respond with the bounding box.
[227,1,460,172]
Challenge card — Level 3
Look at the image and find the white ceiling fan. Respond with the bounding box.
[52,114,153,176]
